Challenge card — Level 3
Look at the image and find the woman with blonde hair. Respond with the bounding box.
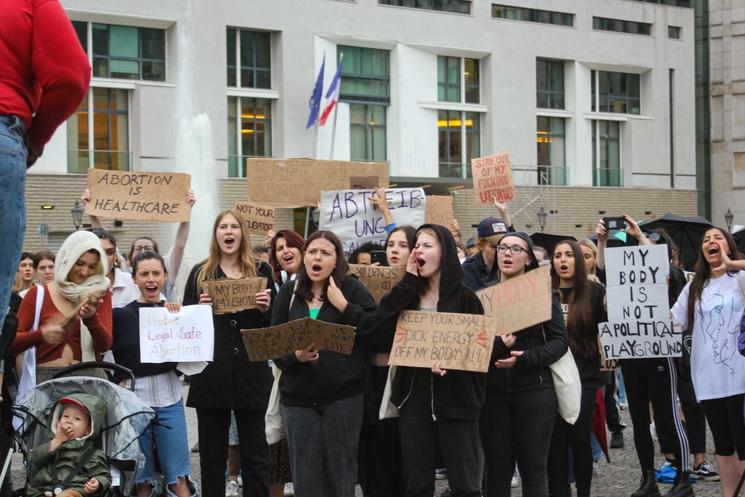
[182,209,274,497]
[578,239,599,282]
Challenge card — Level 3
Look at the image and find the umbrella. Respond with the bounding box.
[733,228,745,252]
[530,233,576,255]
[639,213,713,271]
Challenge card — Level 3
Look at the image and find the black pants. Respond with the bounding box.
[547,386,596,497]
[621,358,690,472]
[399,383,482,497]
[481,387,556,497]
[700,394,745,459]
[658,377,707,456]
[196,408,269,497]
[605,371,624,433]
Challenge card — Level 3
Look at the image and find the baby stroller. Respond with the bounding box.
[12,362,155,497]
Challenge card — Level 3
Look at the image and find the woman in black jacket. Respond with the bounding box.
[182,209,274,497]
[271,230,376,497]
[376,224,484,497]
[481,232,568,497]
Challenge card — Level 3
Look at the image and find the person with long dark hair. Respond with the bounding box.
[271,231,377,497]
[268,229,304,293]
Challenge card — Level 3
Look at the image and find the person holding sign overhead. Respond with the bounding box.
[375,224,485,497]
[182,209,274,497]
[111,251,195,497]
[270,231,377,497]
[481,232,568,497]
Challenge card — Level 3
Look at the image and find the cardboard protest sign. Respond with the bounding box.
[348,264,405,303]
[242,318,356,361]
[139,305,214,363]
[234,202,275,235]
[388,311,495,372]
[598,337,619,371]
[202,277,268,315]
[319,188,426,255]
[86,170,191,222]
[476,265,552,335]
[599,245,680,359]
[246,158,389,207]
[424,195,455,227]
[471,152,514,204]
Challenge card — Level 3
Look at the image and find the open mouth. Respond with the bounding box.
[310,264,323,275]
[416,258,425,269]
[560,264,569,272]
[144,284,159,298]
[282,254,295,264]
[706,245,720,256]
[223,237,236,249]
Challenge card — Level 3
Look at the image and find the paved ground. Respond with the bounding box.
[10,398,723,497]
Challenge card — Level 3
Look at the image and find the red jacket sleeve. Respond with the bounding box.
[11,286,45,354]
[83,290,113,353]
[27,0,91,150]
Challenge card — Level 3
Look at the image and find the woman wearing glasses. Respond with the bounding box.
[481,233,568,497]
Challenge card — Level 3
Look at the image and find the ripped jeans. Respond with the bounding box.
[137,400,192,488]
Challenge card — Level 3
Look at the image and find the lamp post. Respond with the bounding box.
[725,208,734,233]
[71,200,84,231]
[537,206,548,233]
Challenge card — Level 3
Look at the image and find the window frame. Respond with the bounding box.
[438,110,480,178]
[378,0,472,15]
[536,59,565,110]
[227,96,273,178]
[227,28,272,89]
[536,116,567,185]
[492,4,574,27]
[591,70,641,115]
[592,119,622,187]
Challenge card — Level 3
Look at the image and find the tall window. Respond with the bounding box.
[379,0,471,14]
[226,29,271,88]
[438,110,480,178]
[67,88,130,172]
[227,97,272,177]
[72,21,166,81]
[592,120,621,186]
[537,117,566,185]
[536,59,564,109]
[591,70,641,114]
[339,46,390,161]
[437,56,479,104]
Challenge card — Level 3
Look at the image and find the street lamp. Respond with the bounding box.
[71,200,84,231]
[725,208,734,232]
[537,206,548,233]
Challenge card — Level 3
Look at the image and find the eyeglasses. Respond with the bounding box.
[497,245,528,255]
[133,245,155,253]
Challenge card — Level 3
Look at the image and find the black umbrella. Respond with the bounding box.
[733,228,745,252]
[530,233,576,255]
[639,213,713,271]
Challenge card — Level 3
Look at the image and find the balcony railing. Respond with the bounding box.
[67,150,132,173]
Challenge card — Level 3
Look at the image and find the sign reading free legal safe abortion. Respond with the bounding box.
[319,188,425,255]
[139,305,214,363]
[598,245,682,359]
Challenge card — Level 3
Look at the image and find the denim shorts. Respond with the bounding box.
[137,399,192,484]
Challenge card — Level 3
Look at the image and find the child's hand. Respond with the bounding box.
[50,423,74,452]
[84,478,100,494]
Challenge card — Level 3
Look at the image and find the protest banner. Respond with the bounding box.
[599,245,680,359]
[319,187,426,255]
[242,318,356,361]
[234,202,275,235]
[476,265,552,335]
[471,152,514,204]
[424,195,455,227]
[202,277,267,315]
[246,158,389,207]
[348,264,405,303]
[86,170,191,222]
[139,305,214,363]
[388,311,495,372]
[598,337,619,371]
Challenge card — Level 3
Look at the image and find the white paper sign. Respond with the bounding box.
[598,319,684,359]
[319,188,426,255]
[139,305,215,363]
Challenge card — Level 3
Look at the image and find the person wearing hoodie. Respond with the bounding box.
[376,224,485,497]
[27,393,110,497]
[481,232,568,497]
[271,230,377,497]
[462,215,513,291]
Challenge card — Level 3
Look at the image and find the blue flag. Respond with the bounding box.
[306,55,326,129]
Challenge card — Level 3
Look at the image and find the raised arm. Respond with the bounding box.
[168,190,196,281]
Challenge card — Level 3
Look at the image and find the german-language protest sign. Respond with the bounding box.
[476,265,552,335]
[424,195,455,227]
[471,152,514,204]
[348,264,405,303]
[388,311,495,372]
[242,318,356,361]
[139,305,214,363]
[319,187,426,255]
[246,158,389,207]
[86,170,192,222]
[202,277,267,315]
[234,202,275,235]
[598,245,681,359]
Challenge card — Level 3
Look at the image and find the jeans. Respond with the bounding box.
[282,394,363,497]
[138,400,192,485]
[0,115,27,328]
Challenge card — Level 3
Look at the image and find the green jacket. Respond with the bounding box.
[27,394,111,497]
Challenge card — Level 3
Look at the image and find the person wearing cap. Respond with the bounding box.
[462,215,514,291]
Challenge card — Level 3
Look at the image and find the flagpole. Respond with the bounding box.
[329,53,344,160]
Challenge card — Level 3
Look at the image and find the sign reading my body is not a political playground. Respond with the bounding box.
[598,245,683,360]
[319,188,426,255]
[139,305,214,363]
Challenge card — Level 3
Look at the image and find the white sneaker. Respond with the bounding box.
[225,480,240,497]
[283,483,294,496]
[236,476,243,488]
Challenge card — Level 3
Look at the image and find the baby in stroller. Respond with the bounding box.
[27,394,110,497]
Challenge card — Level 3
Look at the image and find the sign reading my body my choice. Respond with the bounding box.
[319,188,426,255]
[139,305,214,363]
